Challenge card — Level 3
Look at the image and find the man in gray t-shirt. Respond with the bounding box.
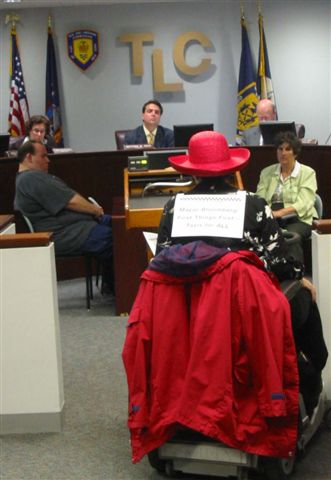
[14,141,113,284]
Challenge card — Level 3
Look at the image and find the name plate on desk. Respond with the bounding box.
[172,192,246,238]
[124,144,151,150]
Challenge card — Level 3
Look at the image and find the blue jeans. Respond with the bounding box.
[81,215,113,286]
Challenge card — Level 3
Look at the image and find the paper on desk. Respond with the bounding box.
[52,148,74,154]
[143,231,158,255]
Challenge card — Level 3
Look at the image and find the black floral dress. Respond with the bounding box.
[156,179,304,281]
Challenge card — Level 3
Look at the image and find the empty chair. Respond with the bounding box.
[114,129,132,150]
[295,123,305,139]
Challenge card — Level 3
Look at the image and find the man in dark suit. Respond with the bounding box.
[124,99,174,148]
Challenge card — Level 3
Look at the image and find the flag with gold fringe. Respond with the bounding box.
[236,14,259,145]
[46,17,64,146]
[8,24,30,137]
[257,12,277,112]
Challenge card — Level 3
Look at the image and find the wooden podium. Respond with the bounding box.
[124,168,244,229]
[124,167,196,229]
[111,168,196,314]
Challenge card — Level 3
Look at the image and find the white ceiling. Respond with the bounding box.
[0,0,195,9]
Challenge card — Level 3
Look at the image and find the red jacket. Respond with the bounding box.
[122,249,299,463]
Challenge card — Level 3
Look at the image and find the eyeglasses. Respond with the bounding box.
[32,128,46,134]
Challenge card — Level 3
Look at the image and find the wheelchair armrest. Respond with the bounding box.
[278,213,298,228]
[281,278,302,302]
[281,229,301,245]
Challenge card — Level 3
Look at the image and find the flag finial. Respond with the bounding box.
[48,14,52,30]
[5,13,20,30]
[257,0,262,15]
[240,3,245,20]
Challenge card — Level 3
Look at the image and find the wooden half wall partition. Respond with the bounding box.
[1,145,331,314]
[311,223,331,402]
[0,214,15,234]
[0,232,52,248]
[0,231,64,434]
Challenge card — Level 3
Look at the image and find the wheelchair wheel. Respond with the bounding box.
[147,449,166,473]
[165,460,180,478]
[260,456,296,480]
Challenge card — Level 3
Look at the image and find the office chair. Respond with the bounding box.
[295,123,305,139]
[314,193,323,219]
[114,129,132,150]
[14,210,100,310]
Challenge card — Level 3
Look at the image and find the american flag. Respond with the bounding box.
[8,26,30,137]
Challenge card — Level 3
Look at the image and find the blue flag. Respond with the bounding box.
[236,16,259,145]
[257,13,277,113]
[8,25,30,136]
[46,22,63,147]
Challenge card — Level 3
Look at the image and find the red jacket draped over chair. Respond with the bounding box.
[122,247,299,463]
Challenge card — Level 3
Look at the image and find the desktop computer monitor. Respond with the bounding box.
[173,123,214,147]
[260,121,297,145]
[143,149,187,170]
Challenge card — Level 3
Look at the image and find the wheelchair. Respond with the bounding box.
[147,274,331,480]
[148,383,330,479]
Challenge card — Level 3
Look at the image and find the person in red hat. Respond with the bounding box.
[122,132,327,464]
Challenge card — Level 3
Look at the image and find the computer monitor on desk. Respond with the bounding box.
[173,124,214,147]
[260,121,297,145]
[143,149,187,170]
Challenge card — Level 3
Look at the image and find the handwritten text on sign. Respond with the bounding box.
[171,192,246,238]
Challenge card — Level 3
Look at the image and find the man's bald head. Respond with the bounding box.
[256,99,276,122]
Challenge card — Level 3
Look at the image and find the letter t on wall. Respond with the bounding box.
[118,33,154,76]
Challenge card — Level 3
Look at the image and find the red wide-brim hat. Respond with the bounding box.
[169,130,250,177]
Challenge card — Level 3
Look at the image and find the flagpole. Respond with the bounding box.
[258,12,267,99]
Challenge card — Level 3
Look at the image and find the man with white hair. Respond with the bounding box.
[239,98,276,146]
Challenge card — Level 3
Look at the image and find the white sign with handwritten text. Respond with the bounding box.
[171,192,246,238]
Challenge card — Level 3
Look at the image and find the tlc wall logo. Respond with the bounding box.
[67,30,99,70]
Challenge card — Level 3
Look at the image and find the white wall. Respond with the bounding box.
[0,0,330,151]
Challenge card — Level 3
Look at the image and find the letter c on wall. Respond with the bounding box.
[173,31,212,76]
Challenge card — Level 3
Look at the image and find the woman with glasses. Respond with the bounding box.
[9,115,55,153]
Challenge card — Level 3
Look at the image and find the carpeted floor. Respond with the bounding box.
[1,279,330,480]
